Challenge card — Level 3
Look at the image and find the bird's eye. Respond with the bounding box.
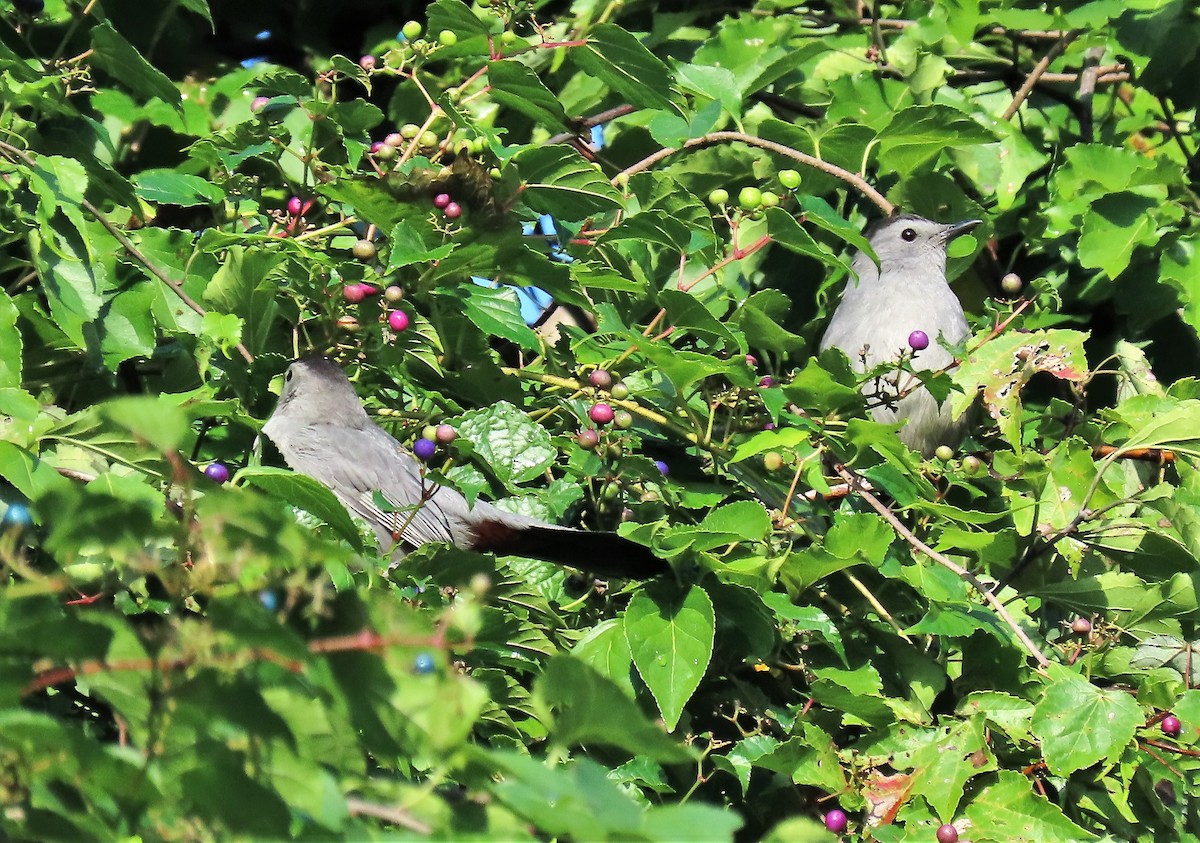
[285,370,293,381]
[901,228,917,242]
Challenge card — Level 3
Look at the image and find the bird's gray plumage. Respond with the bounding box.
[820,215,979,456]
[262,358,665,578]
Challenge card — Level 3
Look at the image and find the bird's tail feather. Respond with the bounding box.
[473,521,667,579]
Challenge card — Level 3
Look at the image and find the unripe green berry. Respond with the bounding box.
[708,188,729,206]
[779,169,802,189]
[400,123,421,139]
[962,455,983,475]
[402,21,423,40]
[763,452,783,472]
[609,382,629,400]
[352,239,377,261]
[438,30,458,46]
[738,187,762,210]
[419,130,439,149]
[760,190,779,208]
[1001,272,1022,295]
[935,445,954,462]
[614,411,633,429]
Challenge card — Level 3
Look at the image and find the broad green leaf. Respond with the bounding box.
[877,104,994,173]
[535,656,693,762]
[511,145,624,219]
[1078,193,1161,278]
[426,0,492,37]
[90,23,182,109]
[625,582,715,731]
[436,283,540,351]
[488,61,569,129]
[454,401,556,486]
[965,770,1100,841]
[238,466,364,550]
[1031,666,1142,776]
[99,396,190,454]
[0,294,20,388]
[1102,395,1200,457]
[133,169,226,206]
[570,24,682,116]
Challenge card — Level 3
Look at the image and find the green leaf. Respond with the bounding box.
[877,104,994,173]
[624,582,715,731]
[488,61,569,129]
[535,656,693,762]
[570,24,682,116]
[426,0,492,37]
[965,770,1100,841]
[1078,193,1161,278]
[90,23,182,109]
[455,401,556,487]
[0,293,20,388]
[1031,665,1142,776]
[511,145,624,219]
[238,467,364,550]
[436,283,540,351]
[133,169,226,206]
[99,396,190,454]
[1102,395,1200,457]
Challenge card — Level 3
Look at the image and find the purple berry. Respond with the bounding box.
[654,460,669,476]
[388,310,410,332]
[204,463,230,484]
[936,824,959,843]
[908,330,929,351]
[576,429,599,450]
[433,193,452,209]
[589,403,615,425]
[588,369,613,389]
[824,809,848,833]
[1162,715,1183,737]
[413,438,436,461]
[758,375,776,388]
[444,202,462,219]
[764,422,776,430]
[435,424,457,444]
[287,196,303,216]
[1071,617,1092,635]
[342,284,367,303]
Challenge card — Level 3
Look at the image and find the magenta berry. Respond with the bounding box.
[758,375,776,388]
[588,369,613,389]
[204,463,230,484]
[433,193,452,209]
[413,438,436,461]
[287,196,303,216]
[435,424,457,444]
[936,824,959,843]
[1162,715,1183,737]
[388,310,410,332]
[589,403,615,425]
[370,141,385,154]
[444,201,463,219]
[745,354,758,366]
[824,809,848,833]
[342,284,367,303]
[908,330,930,351]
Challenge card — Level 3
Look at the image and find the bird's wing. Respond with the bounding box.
[268,421,461,550]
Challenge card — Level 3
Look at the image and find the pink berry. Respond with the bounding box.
[936,824,959,843]
[759,375,776,388]
[385,132,404,147]
[359,55,376,70]
[251,96,270,113]
[342,284,367,303]
[433,193,452,209]
[359,284,379,297]
[1071,617,1092,635]
[1162,715,1183,737]
[435,424,457,444]
[824,809,848,833]
[444,202,462,219]
[745,354,757,366]
[370,141,385,153]
[388,310,410,332]
[287,196,303,216]
[589,403,615,425]
[908,330,930,351]
[576,429,599,449]
[588,369,613,389]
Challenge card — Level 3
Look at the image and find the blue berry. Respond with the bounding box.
[655,460,669,476]
[1,502,32,529]
[259,590,279,611]
[413,438,437,461]
[414,652,435,674]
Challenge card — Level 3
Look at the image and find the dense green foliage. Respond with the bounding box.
[2,0,1200,839]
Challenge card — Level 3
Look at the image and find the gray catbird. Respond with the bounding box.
[262,358,666,579]
[820,214,980,456]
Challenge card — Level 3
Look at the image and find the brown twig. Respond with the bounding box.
[1002,30,1083,120]
[0,140,255,364]
[1077,46,1105,143]
[546,104,637,145]
[1092,445,1176,464]
[833,462,1051,670]
[614,131,893,215]
[346,798,432,835]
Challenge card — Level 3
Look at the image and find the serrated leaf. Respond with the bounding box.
[455,401,556,486]
[438,282,540,351]
[571,24,682,116]
[511,145,624,219]
[239,467,364,550]
[133,169,226,206]
[625,582,715,731]
[1031,666,1142,776]
[1078,193,1160,279]
[488,61,569,129]
[877,104,994,173]
[91,23,181,109]
[965,770,1099,842]
[385,222,458,272]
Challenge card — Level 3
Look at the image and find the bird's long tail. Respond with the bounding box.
[470,520,667,579]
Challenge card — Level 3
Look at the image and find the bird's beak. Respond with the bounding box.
[940,219,982,241]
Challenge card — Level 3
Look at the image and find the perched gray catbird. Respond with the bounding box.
[820,214,980,456]
[262,358,666,579]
